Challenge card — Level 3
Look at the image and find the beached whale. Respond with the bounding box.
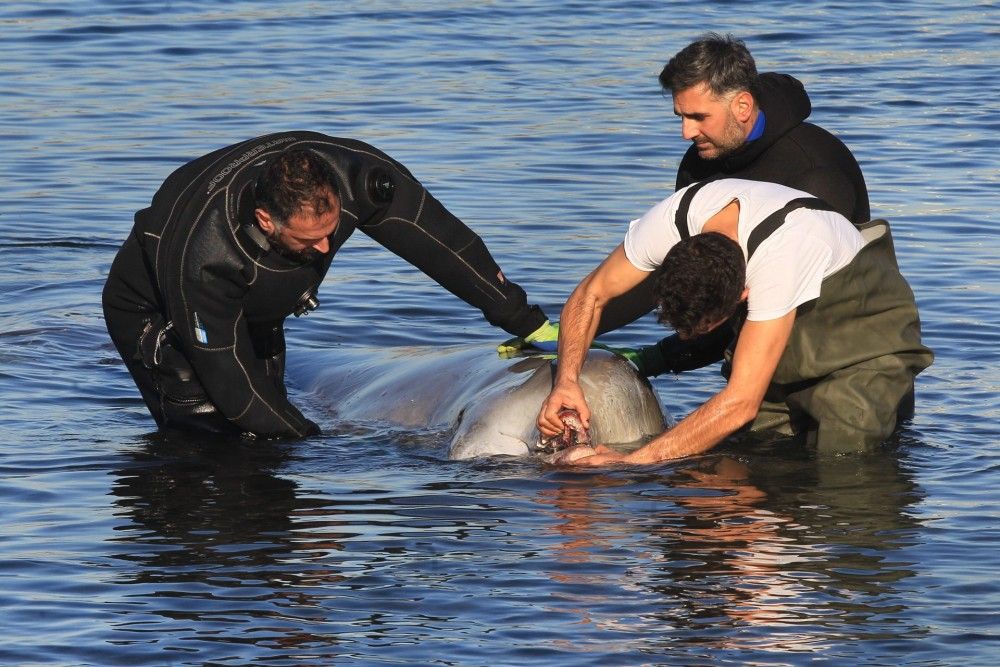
[290,345,669,459]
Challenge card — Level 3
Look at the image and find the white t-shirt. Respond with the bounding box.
[624,179,865,321]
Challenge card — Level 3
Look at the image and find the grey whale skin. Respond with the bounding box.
[292,346,669,459]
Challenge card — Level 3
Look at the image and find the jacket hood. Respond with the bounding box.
[721,72,812,171]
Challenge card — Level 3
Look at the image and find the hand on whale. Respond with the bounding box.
[536,408,590,453]
[547,443,628,466]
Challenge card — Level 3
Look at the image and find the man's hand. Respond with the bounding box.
[537,379,591,438]
[497,320,559,357]
[550,443,627,466]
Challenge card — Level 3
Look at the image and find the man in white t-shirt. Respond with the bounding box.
[538,179,932,464]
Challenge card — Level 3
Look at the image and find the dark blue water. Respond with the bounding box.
[2,1,998,665]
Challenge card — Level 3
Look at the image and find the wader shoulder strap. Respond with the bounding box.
[673,180,712,240]
[747,197,836,260]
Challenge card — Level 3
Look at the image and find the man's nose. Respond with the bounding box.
[680,118,699,140]
[313,237,330,254]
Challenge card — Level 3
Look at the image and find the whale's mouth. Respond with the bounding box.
[535,409,591,454]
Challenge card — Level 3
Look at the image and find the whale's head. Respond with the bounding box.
[448,350,668,460]
[294,344,669,461]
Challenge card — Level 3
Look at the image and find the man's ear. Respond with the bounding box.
[255,208,276,236]
[731,91,755,123]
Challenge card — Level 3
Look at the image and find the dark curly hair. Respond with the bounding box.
[254,148,340,229]
[659,32,758,99]
[655,232,746,338]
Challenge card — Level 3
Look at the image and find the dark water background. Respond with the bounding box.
[2,1,998,665]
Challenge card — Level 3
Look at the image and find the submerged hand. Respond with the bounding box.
[551,443,627,466]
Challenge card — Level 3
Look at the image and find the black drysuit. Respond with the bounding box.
[103,131,547,438]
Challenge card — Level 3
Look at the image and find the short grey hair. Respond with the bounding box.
[658,32,758,99]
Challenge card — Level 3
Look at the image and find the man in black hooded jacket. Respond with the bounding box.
[601,33,873,377]
[103,132,555,439]
[668,36,869,225]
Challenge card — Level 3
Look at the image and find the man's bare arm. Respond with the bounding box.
[565,311,797,464]
[537,244,651,436]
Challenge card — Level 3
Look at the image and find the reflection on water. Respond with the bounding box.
[542,445,926,656]
[103,433,927,663]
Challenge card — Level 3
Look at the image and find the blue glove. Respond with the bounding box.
[497,320,559,357]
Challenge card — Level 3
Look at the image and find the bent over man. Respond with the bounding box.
[600,33,873,375]
[538,179,932,464]
[104,131,554,439]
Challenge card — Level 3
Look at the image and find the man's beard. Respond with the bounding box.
[701,114,747,161]
[273,243,323,263]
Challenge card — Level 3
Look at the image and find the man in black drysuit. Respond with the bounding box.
[602,32,875,377]
[103,131,555,439]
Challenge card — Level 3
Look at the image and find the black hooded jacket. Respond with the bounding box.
[103,131,546,438]
[676,73,870,225]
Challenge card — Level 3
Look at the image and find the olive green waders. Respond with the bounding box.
[741,219,933,452]
[667,183,933,453]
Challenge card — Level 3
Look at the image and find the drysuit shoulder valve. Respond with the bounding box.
[366,167,395,205]
[293,290,320,317]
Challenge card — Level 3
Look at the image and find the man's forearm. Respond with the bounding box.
[555,282,603,385]
[570,313,795,466]
[624,386,758,463]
